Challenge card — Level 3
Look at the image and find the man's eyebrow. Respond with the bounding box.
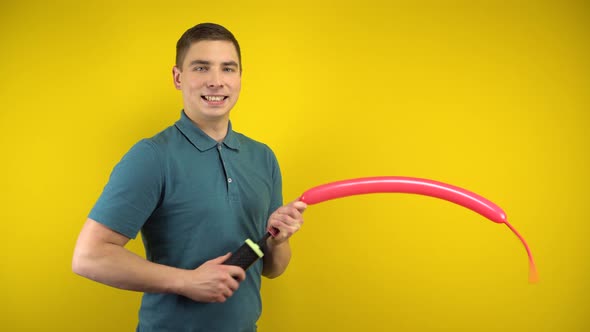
[187,60,238,67]
[188,60,210,66]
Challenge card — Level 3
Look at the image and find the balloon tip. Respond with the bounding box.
[528,268,539,284]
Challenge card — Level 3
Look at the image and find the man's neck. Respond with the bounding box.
[185,111,229,142]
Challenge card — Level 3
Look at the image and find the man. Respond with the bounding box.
[72,23,306,331]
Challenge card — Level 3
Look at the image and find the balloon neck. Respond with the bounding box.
[528,264,539,284]
[504,220,538,284]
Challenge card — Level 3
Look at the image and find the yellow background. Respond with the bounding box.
[1,0,588,331]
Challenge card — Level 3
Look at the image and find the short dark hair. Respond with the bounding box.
[175,23,242,71]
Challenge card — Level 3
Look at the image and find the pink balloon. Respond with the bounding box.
[295,176,538,283]
[298,176,506,223]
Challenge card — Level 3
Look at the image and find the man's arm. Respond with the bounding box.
[262,201,306,278]
[72,218,245,303]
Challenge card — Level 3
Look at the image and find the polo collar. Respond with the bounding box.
[174,110,240,152]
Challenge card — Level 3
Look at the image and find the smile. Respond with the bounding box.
[202,95,228,102]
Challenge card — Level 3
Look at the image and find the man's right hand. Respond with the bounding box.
[178,253,246,303]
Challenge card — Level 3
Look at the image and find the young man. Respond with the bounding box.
[72,23,306,331]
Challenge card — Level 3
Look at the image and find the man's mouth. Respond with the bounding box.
[202,95,228,102]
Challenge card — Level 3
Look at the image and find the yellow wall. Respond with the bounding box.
[1,0,588,331]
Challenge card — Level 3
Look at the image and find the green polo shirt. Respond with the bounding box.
[89,111,283,332]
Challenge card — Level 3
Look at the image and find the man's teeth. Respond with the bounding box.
[204,96,225,101]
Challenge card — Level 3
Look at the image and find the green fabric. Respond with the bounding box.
[89,111,283,332]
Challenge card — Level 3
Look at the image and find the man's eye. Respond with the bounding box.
[223,67,236,72]
[194,66,206,72]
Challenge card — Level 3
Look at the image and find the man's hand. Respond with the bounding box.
[267,200,307,244]
[262,201,307,278]
[178,253,246,303]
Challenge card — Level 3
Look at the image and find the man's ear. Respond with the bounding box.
[172,66,182,90]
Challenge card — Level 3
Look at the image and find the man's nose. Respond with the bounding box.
[207,70,223,88]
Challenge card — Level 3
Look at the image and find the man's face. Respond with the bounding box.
[173,40,241,123]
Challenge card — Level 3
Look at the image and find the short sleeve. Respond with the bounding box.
[89,140,163,239]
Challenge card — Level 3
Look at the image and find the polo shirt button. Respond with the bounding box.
[228,178,233,183]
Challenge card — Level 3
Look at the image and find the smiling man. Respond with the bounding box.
[173,38,241,140]
[72,23,306,332]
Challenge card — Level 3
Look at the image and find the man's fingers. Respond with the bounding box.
[276,206,303,220]
[210,252,231,263]
[225,265,246,282]
[291,200,307,212]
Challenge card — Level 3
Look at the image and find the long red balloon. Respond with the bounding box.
[296,176,538,283]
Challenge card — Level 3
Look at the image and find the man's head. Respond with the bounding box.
[172,23,242,125]
[176,23,242,72]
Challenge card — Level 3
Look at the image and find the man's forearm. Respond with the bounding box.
[72,241,185,294]
[262,238,291,278]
